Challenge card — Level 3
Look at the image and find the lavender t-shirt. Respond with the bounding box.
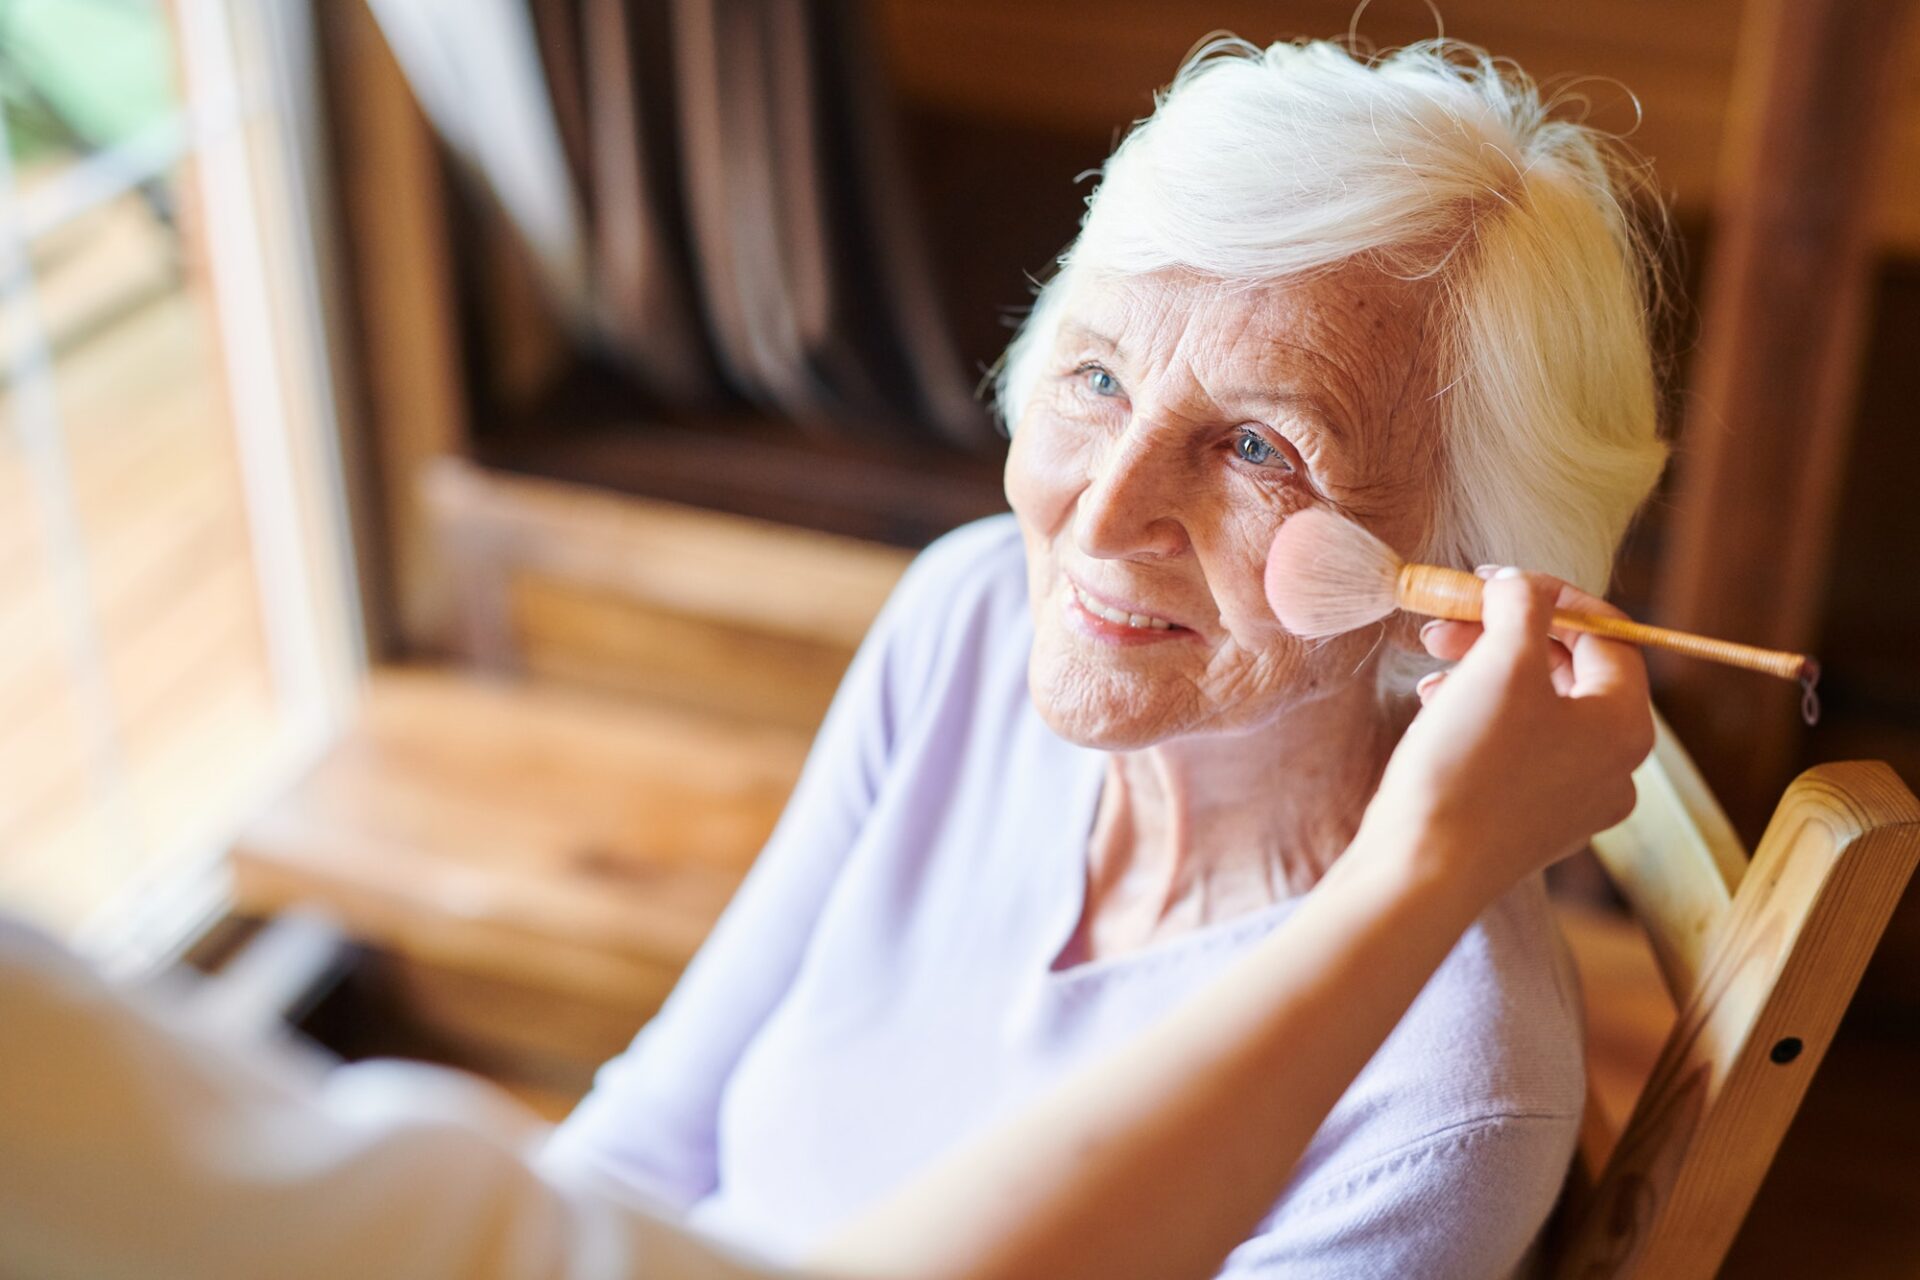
[543,515,1585,1278]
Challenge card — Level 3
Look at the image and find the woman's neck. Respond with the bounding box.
[1075,685,1403,960]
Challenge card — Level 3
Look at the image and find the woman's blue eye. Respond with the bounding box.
[1234,430,1294,471]
[1083,366,1121,398]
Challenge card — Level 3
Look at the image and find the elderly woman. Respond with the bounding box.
[543,36,1667,1279]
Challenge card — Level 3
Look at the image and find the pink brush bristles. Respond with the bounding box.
[1263,511,1406,638]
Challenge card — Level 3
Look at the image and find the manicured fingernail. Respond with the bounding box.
[1416,671,1444,696]
[1473,564,1499,579]
[1493,566,1522,580]
[1419,618,1444,639]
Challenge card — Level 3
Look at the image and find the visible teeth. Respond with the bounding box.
[1073,584,1173,630]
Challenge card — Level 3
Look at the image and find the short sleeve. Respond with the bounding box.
[539,518,1011,1210]
[1219,1115,1577,1280]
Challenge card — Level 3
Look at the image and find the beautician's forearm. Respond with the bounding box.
[808,817,1490,1280]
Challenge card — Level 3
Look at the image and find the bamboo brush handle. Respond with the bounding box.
[1394,564,1817,683]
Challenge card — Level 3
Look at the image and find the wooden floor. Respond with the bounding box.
[0,193,281,931]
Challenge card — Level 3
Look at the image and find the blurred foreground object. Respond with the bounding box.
[0,913,774,1279]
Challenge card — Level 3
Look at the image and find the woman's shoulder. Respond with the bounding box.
[1431,876,1587,1103]
[1451,875,1589,1095]
[1289,876,1586,1187]
[1413,874,1586,1093]
[1227,1108,1577,1277]
[1229,878,1585,1271]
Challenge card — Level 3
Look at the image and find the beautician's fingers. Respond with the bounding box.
[1417,619,1477,661]
[1566,626,1652,713]
[1411,657,1565,705]
[1546,641,1575,695]
[1540,581,1653,711]
[1454,566,1574,674]
[1420,618,1573,693]
[1483,572,1652,761]
[1530,579,1642,705]
[1539,579,1629,652]
[1460,571,1558,677]
[1524,583,1654,757]
[1511,574,1601,697]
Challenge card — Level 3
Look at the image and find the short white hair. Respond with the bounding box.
[995,37,1669,595]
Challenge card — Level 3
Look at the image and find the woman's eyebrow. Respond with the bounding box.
[1222,388,1347,442]
[1059,320,1124,358]
[1059,321,1350,441]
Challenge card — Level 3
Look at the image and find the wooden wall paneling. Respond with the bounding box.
[477,422,1010,548]
[1652,0,1919,831]
[321,0,470,655]
[425,458,910,651]
[875,0,1920,252]
[473,199,574,419]
[507,577,870,731]
[424,458,913,729]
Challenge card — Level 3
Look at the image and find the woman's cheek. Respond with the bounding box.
[1210,502,1308,643]
[1005,408,1088,534]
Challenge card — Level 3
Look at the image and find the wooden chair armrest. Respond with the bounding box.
[1554,761,1920,1279]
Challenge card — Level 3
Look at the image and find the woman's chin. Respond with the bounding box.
[1032,699,1177,752]
[1027,650,1195,751]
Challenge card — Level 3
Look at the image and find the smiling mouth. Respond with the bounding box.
[1069,582,1179,631]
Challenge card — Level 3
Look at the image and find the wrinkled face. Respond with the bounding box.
[1006,266,1443,749]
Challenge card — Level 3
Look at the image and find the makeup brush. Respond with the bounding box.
[1263,510,1822,722]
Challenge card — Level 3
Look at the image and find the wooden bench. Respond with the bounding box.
[229,668,816,1105]
[234,473,917,1110]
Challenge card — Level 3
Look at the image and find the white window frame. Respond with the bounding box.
[0,0,364,972]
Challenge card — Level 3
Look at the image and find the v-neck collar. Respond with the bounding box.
[1036,742,1302,985]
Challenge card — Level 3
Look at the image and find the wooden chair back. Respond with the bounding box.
[1548,714,1920,1278]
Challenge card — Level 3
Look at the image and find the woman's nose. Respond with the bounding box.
[1073,428,1190,562]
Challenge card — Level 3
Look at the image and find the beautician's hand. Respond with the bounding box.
[1362,569,1654,900]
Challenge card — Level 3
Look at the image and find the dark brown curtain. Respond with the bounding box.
[367,0,994,450]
